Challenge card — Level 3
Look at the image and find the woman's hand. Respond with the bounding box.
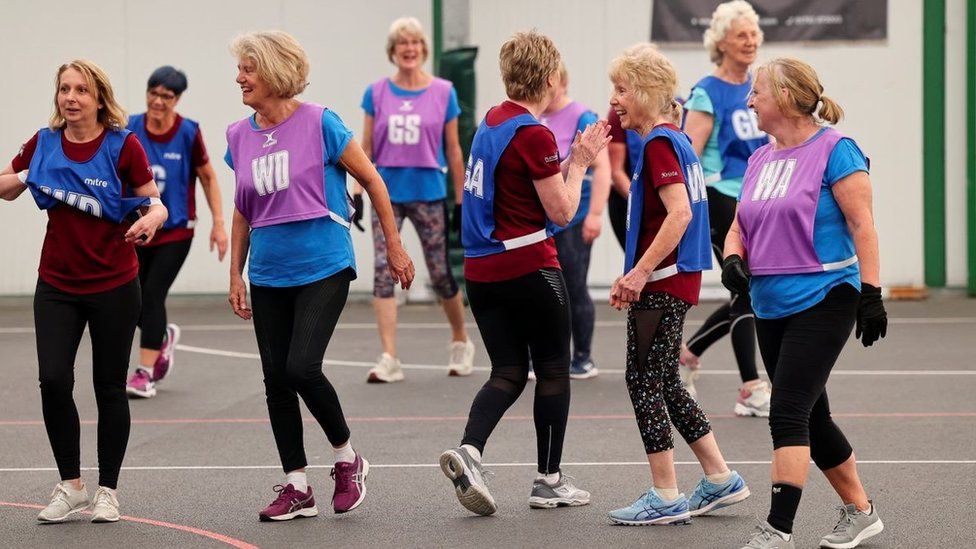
[386,241,415,290]
[610,267,649,310]
[582,211,602,243]
[210,223,229,261]
[569,120,612,168]
[125,206,167,245]
[229,273,252,320]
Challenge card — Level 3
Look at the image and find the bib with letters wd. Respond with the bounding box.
[737,127,857,275]
[128,113,198,230]
[26,128,149,223]
[370,77,451,169]
[624,126,712,279]
[461,113,553,257]
[227,102,348,229]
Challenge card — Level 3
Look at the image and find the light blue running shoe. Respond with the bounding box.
[608,488,692,526]
[688,470,751,516]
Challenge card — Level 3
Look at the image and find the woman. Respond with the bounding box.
[730,58,886,549]
[679,0,771,416]
[438,30,608,516]
[357,17,474,382]
[539,62,612,379]
[0,60,167,523]
[606,44,749,526]
[125,65,228,399]
[225,31,414,521]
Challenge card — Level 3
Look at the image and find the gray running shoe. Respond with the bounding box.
[528,474,591,508]
[439,446,496,516]
[819,502,884,549]
[37,483,90,523]
[90,486,120,523]
[741,520,796,548]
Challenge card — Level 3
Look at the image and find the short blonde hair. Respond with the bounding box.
[756,58,844,124]
[386,17,429,64]
[231,31,309,98]
[609,43,681,123]
[499,30,561,103]
[49,59,127,131]
[703,0,764,65]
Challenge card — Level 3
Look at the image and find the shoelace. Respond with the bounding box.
[331,464,363,493]
[478,466,495,487]
[830,505,855,534]
[49,484,71,507]
[744,519,776,548]
[269,484,298,505]
[92,489,114,508]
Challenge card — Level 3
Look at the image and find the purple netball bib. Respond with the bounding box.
[227,102,343,229]
[738,127,854,275]
[370,77,451,169]
[539,100,589,160]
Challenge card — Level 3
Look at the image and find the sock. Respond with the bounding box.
[767,483,803,534]
[460,444,482,463]
[653,486,680,501]
[536,472,560,484]
[706,470,732,484]
[63,481,86,494]
[333,442,356,464]
[285,471,307,492]
[139,364,155,377]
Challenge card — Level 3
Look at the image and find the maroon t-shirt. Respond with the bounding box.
[12,129,153,294]
[464,101,562,283]
[608,109,627,145]
[635,124,702,305]
[141,114,210,246]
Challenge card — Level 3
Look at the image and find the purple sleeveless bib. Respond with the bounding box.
[370,77,451,169]
[738,127,856,275]
[227,103,345,229]
[540,100,589,159]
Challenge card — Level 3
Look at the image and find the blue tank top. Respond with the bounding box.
[689,76,768,183]
[128,114,199,230]
[624,126,712,278]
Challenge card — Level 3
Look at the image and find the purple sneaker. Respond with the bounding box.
[331,453,369,513]
[125,368,156,398]
[152,323,180,382]
[258,484,318,522]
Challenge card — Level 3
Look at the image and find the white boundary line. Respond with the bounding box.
[0,459,972,473]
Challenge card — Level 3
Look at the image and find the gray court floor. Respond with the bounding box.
[1,294,974,548]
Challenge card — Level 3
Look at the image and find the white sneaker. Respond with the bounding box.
[37,482,90,523]
[367,353,404,383]
[90,486,120,523]
[734,380,771,417]
[448,340,475,377]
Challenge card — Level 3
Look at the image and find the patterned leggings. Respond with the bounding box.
[371,200,458,299]
[626,292,712,454]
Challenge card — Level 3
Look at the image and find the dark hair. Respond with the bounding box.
[147,65,188,95]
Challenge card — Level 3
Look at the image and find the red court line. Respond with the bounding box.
[0,501,258,549]
[0,411,973,427]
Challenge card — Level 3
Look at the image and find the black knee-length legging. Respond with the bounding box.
[250,269,354,473]
[136,239,192,350]
[625,292,712,454]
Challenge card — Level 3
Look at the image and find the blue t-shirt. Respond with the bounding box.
[684,87,741,198]
[748,131,868,319]
[225,109,356,288]
[566,110,599,228]
[362,81,461,203]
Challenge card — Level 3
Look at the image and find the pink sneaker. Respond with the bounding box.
[259,484,318,521]
[331,453,369,513]
[125,368,156,398]
[152,323,180,382]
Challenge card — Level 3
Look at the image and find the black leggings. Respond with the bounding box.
[136,239,192,350]
[34,278,141,489]
[686,187,759,382]
[756,284,857,470]
[554,222,595,362]
[250,269,354,473]
[462,269,571,474]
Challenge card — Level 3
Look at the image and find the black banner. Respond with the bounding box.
[651,0,887,43]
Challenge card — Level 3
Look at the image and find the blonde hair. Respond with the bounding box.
[557,61,568,86]
[49,60,127,131]
[386,17,429,64]
[703,0,764,65]
[609,43,681,124]
[756,58,844,124]
[499,30,561,103]
[231,31,309,98]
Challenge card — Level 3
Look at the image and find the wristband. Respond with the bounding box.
[17,171,28,183]
[149,197,163,206]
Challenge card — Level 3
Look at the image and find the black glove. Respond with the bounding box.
[351,194,365,232]
[856,283,887,347]
[451,203,462,235]
[721,254,751,295]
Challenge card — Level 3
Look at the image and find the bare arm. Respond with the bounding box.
[352,114,375,195]
[683,110,714,158]
[723,207,746,259]
[444,118,465,201]
[0,163,29,201]
[581,146,611,243]
[607,142,631,197]
[228,207,252,320]
[196,161,228,261]
[832,171,880,286]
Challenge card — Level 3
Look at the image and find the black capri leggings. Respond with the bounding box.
[250,269,354,473]
[462,268,571,474]
[756,283,858,470]
[136,239,192,350]
[34,278,141,489]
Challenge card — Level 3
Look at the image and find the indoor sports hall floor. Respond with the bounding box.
[1,295,973,548]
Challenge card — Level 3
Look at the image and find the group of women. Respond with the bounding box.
[0,1,888,547]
